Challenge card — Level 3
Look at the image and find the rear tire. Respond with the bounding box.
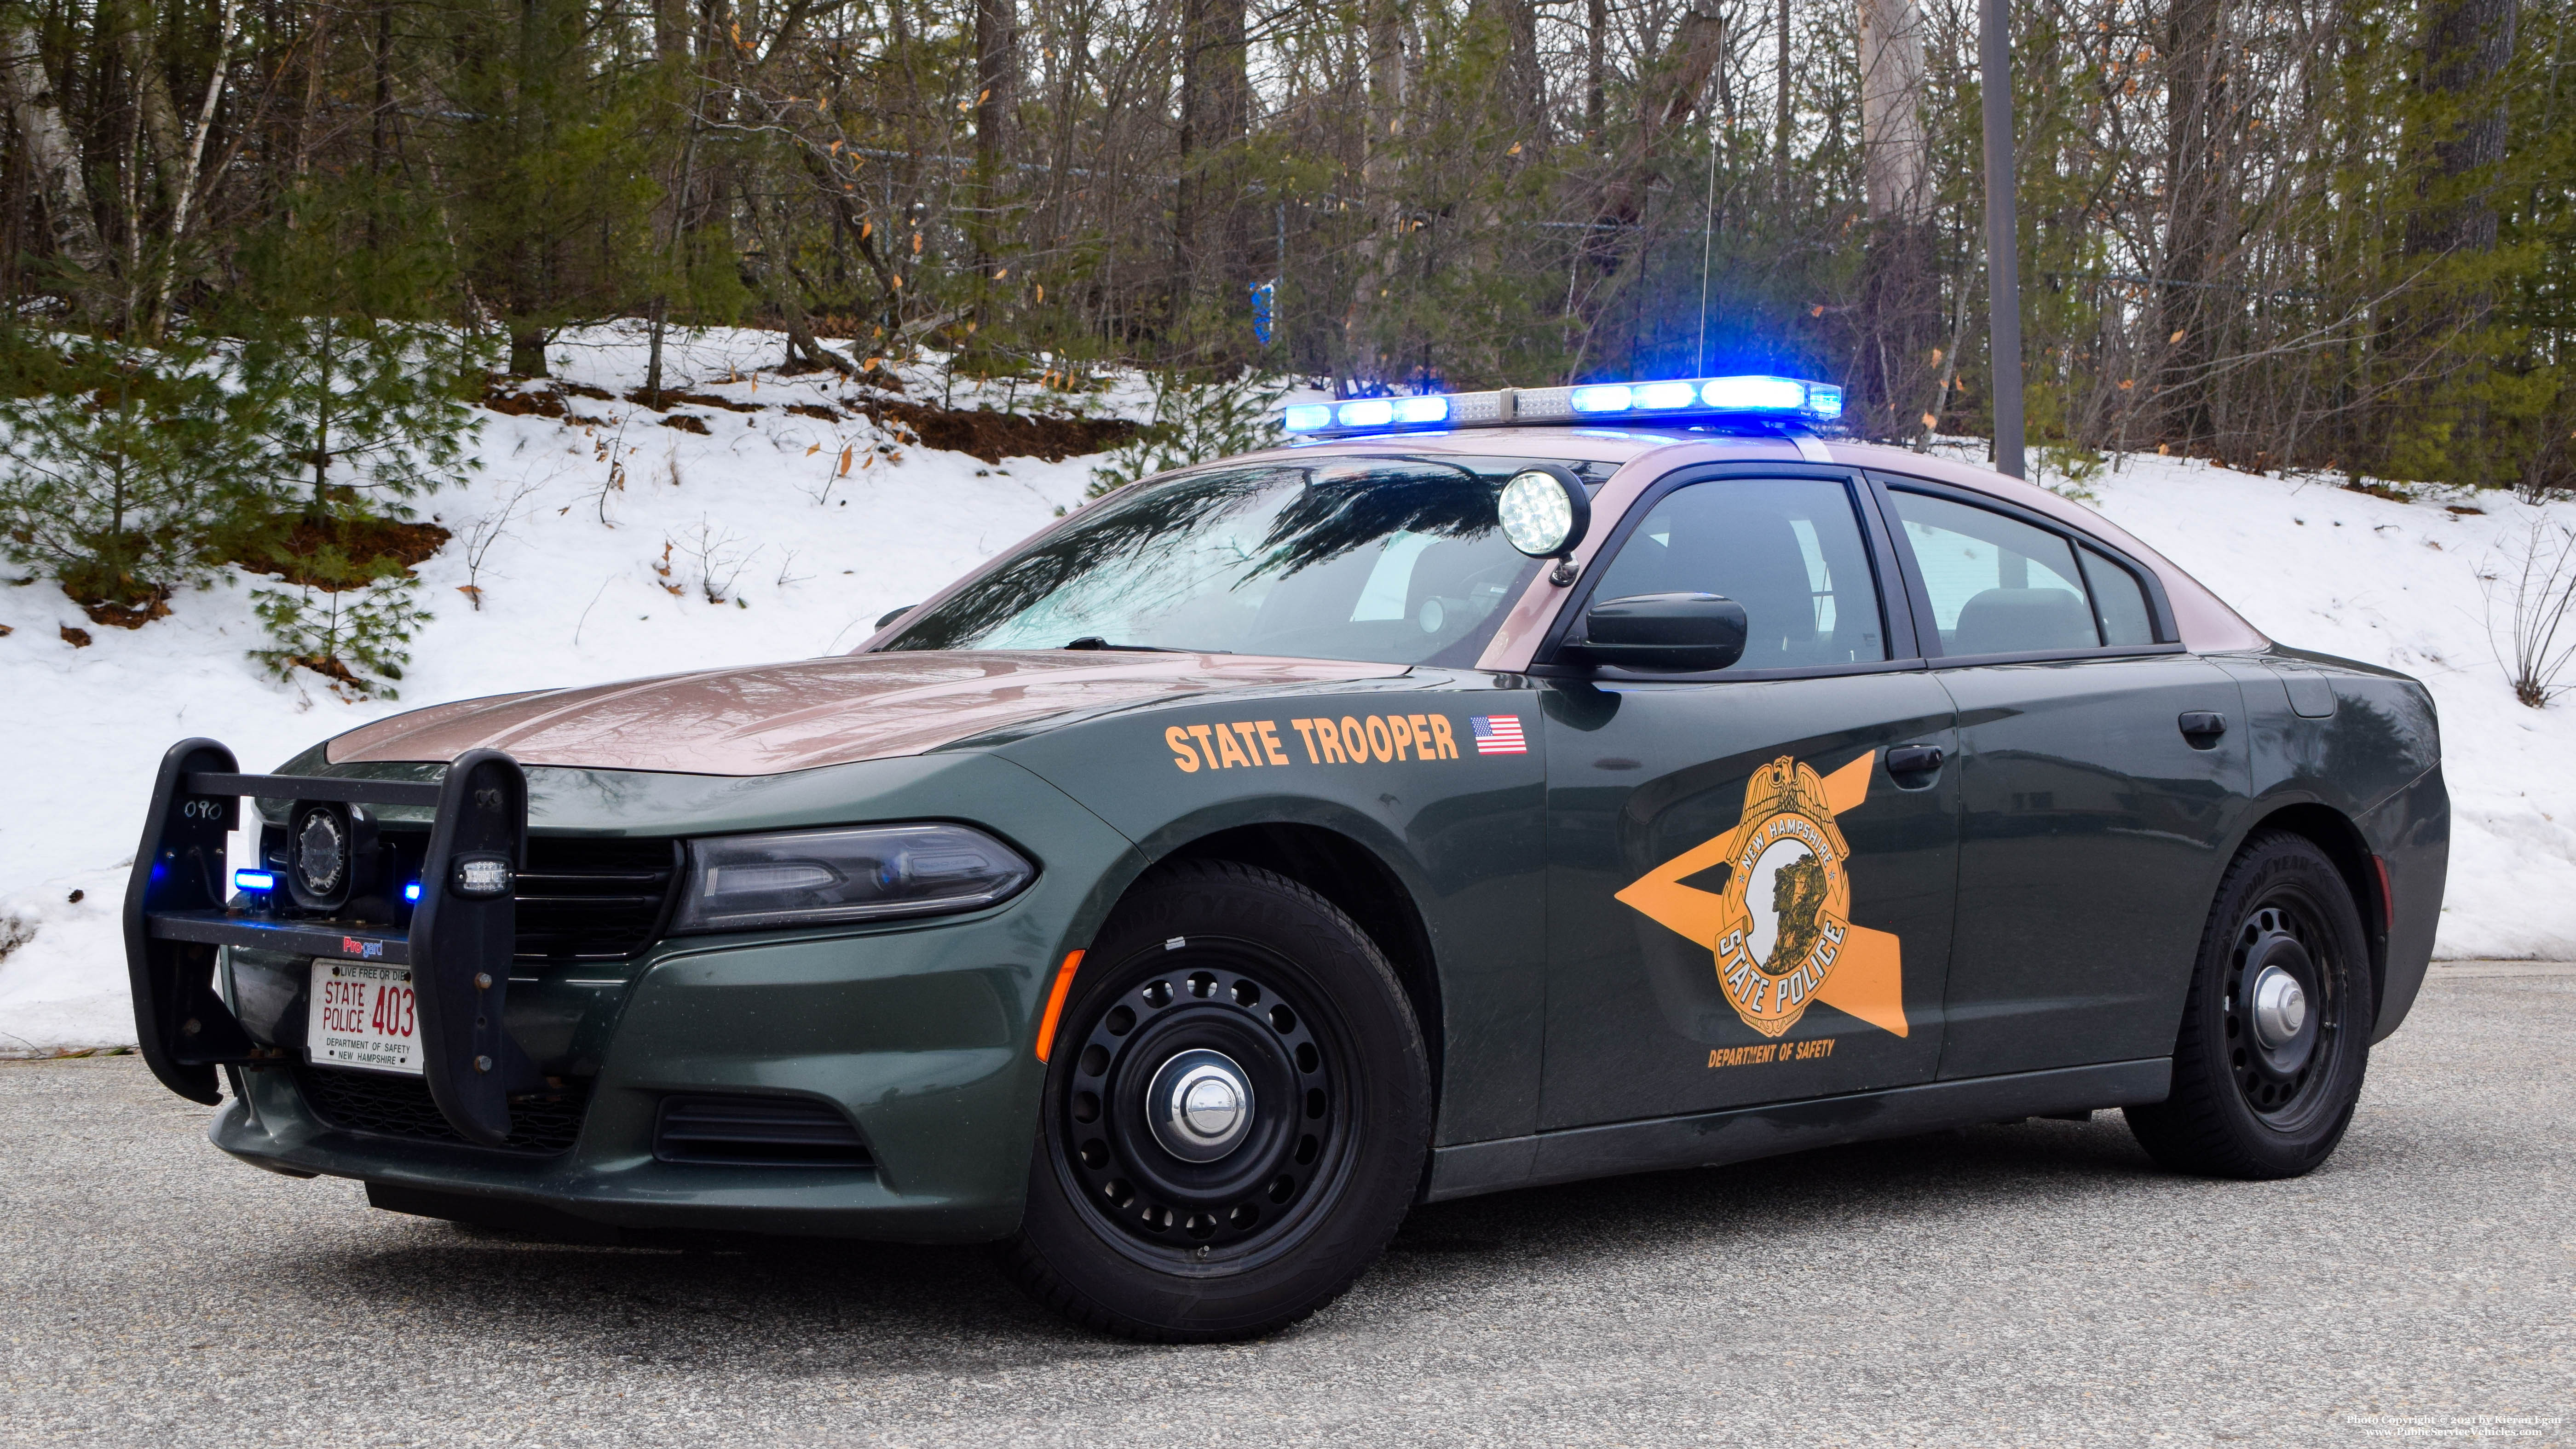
[2126,831,2374,1179]
[1005,859,1431,1341]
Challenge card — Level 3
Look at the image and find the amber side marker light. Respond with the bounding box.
[1035,949,1087,1062]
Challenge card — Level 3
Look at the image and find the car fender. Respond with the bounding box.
[997,690,1551,1145]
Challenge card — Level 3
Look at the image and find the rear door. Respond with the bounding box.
[1537,466,1960,1130]
[1872,478,2251,1079]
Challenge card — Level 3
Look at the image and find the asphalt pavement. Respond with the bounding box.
[4,963,2569,1448]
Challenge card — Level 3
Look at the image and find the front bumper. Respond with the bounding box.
[221,916,1091,1242]
[209,756,1145,1244]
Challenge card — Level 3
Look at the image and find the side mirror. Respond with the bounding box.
[875,604,917,629]
[1579,592,1748,673]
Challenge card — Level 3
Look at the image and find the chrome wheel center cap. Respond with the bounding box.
[1147,1050,1254,1162]
[2251,965,2307,1048]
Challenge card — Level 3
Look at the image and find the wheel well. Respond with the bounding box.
[1154,824,1444,1107]
[2241,802,2387,1019]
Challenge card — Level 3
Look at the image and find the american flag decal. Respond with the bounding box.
[1470,715,1527,755]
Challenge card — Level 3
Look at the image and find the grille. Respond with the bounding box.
[514,836,683,961]
[654,1094,873,1168]
[294,1065,592,1155]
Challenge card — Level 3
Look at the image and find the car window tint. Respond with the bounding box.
[1889,491,2099,656]
[2080,545,2157,646]
[1591,477,1886,669]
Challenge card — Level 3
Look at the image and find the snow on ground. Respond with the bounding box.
[0,346,2569,1051]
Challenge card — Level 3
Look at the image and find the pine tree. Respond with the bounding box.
[219,175,487,690]
[228,178,487,527]
[248,577,428,699]
[442,0,669,376]
[0,334,263,616]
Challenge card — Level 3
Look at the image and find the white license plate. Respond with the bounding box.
[306,959,422,1075]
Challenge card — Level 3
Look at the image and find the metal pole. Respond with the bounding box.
[1979,0,2025,478]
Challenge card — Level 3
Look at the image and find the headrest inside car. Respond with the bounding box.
[1951,587,2098,656]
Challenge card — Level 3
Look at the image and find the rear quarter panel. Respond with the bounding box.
[2212,647,2447,1039]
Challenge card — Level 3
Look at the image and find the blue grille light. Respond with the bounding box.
[234,869,276,893]
[403,881,422,902]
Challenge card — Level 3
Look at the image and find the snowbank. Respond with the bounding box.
[1,342,2568,1052]
[2073,454,2576,963]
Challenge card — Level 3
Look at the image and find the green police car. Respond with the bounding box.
[125,374,2448,1341]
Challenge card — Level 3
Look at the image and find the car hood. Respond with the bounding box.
[325,650,1406,777]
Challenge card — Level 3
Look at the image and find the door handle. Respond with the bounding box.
[2178,711,2228,747]
[1885,744,1945,776]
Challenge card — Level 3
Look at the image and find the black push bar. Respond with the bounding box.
[123,739,535,1146]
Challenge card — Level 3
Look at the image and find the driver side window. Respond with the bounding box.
[1589,477,1887,670]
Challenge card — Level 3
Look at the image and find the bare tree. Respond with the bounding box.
[2411,0,2522,259]
[1856,0,1935,438]
[2484,518,2576,707]
[0,17,106,273]
[1177,0,1251,340]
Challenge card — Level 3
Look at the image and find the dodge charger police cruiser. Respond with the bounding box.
[125,374,2448,1340]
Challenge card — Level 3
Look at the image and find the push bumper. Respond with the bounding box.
[196,751,1146,1244]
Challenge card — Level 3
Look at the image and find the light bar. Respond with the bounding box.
[234,868,277,893]
[1280,375,1841,437]
[1283,395,1452,434]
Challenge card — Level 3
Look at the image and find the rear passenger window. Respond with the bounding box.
[1889,491,2099,656]
[2079,546,2157,645]
[1590,477,1886,669]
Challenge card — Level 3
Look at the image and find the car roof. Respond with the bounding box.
[1239,426,2265,664]
[856,426,2265,664]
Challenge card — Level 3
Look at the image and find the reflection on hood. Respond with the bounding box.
[326,650,1405,776]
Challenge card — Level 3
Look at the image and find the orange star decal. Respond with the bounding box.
[1614,753,1908,1039]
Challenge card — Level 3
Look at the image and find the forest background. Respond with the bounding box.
[0,0,2564,673]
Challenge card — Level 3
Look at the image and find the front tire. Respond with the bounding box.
[2126,831,2375,1179]
[1006,860,1431,1340]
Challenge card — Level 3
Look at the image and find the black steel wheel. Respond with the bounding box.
[2127,830,2375,1179]
[1007,859,1430,1340]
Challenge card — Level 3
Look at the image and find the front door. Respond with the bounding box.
[1538,470,1960,1130]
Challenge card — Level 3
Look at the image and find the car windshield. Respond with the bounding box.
[876,456,1551,667]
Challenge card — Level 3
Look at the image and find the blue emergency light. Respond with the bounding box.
[234,869,276,893]
[1284,396,1450,432]
[1280,374,1842,438]
[403,881,422,902]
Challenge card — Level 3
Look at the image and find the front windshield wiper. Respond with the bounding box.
[1061,637,1220,653]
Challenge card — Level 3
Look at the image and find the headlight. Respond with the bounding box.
[673,823,1035,934]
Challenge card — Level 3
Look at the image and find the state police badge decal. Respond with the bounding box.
[1615,752,1910,1040]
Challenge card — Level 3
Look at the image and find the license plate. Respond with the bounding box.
[307,959,422,1075]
